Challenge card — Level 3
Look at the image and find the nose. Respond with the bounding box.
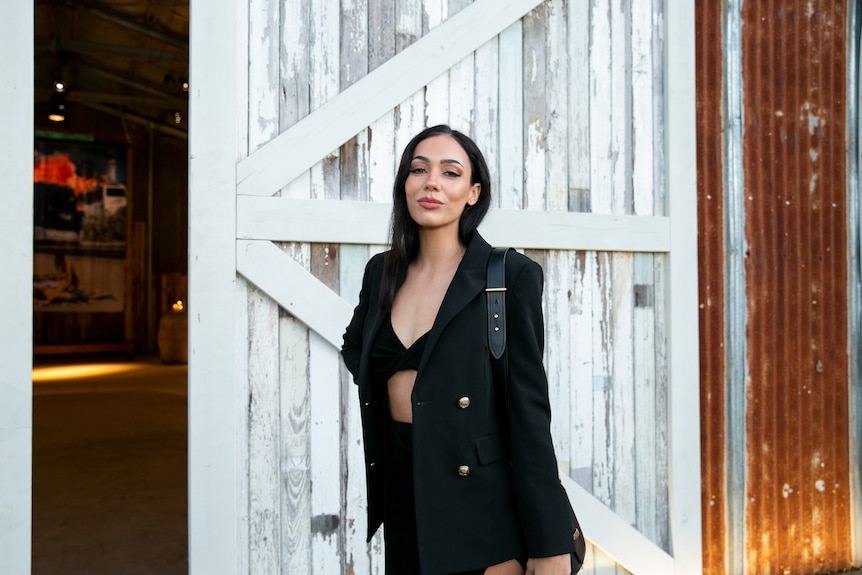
[424,167,440,189]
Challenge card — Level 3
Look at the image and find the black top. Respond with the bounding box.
[369,315,428,382]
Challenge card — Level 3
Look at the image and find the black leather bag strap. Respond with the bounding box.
[486,247,510,360]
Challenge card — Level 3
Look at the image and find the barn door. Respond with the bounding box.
[188,0,700,574]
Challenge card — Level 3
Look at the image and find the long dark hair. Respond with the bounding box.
[379,124,492,310]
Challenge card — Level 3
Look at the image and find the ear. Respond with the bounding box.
[467,183,481,206]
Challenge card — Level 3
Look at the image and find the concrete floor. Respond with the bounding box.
[32,357,188,575]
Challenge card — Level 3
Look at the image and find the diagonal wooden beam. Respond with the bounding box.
[236,0,543,197]
[559,472,675,575]
[236,240,352,348]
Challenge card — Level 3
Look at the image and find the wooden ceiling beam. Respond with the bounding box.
[35,36,187,63]
[70,0,189,51]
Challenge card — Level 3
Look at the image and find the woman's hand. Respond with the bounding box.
[525,553,571,575]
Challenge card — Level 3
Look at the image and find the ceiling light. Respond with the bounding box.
[48,91,66,122]
[53,80,66,93]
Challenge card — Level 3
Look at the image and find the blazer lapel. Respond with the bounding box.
[417,233,492,376]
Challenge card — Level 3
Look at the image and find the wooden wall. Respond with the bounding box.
[225,0,688,573]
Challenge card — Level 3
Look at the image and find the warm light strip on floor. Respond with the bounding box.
[32,363,143,382]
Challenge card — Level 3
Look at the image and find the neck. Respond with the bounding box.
[414,227,466,269]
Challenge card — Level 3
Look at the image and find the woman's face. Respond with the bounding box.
[404,135,480,236]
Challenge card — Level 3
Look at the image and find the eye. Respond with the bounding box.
[443,169,462,177]
[409,166,426,174]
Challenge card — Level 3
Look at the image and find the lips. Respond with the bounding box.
[417,196,443,209]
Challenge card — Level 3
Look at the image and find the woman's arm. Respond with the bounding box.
[341,255,379,379]
[503,256,576,560]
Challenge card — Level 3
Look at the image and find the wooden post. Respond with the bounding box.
[188,0,239,572]
[0,2,33,573]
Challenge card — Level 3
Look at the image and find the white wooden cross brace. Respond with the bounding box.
[235,0,545,197]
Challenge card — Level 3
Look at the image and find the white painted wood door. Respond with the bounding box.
[189,0,701,573]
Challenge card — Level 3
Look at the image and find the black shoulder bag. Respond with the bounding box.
[486,247,587,573]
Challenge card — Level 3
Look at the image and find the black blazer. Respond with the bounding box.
[342,232,575,574]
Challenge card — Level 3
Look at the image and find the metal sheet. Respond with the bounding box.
[696,0,728,573]
[741,2,852,573]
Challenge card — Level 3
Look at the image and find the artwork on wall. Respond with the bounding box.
[33,138,129,313]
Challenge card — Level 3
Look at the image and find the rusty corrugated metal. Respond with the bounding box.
[696,0,727,574]
[741,2,852,574]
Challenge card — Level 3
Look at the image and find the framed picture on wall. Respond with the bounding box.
[33,138,129,314]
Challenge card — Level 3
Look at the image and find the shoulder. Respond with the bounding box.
[364,251,387,277]
[501,248,543,284]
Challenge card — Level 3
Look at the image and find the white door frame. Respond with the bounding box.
[0,2,34,573]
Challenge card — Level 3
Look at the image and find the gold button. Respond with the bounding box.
[458,396,471,409]
[458,465,471,477]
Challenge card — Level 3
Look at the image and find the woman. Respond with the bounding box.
[342,125,574,574]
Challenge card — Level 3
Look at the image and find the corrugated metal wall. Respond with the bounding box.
[698,1,859,574]
[696,0,727,573]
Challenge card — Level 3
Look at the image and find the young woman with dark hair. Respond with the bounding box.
[342,125,575,574]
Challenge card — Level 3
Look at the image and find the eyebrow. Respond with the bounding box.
[412,155,465,168]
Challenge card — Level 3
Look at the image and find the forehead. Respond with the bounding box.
[412,135,469,162]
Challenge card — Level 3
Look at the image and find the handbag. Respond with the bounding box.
[486,247,587,574]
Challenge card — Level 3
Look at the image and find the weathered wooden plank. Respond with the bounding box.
[0,4,32,570]
[652,253,670,551]
[522,4,547,211]
[237,198,671,252]
[280,310,312,574]
[247,0,279,153]
[309,0,341,207]
[448,51,475,131]
[234,277,251,574]
[631,0,655,217]
[633,254,658,542]
[589,0,613,215]
[237,240,353,348]
[591,252,613,506]
[609,0,631,215]
[340,0,370,202]
[309,244,342,572]
[498,20,524,209]
[544,0,568,212]
[610,253,636,525]
[447,0,474,131]
[247,285,283,574]
[472,35,500,204]
[569,251,595,491]
[392,0,425,183]
[567,0,591,211]
[544,250,573,467]
[237,0,545,196]
[281,0,312,200]
[424,1,449,126]
[282,0,311,130]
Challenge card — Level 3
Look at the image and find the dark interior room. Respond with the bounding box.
[33,1,190,573]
